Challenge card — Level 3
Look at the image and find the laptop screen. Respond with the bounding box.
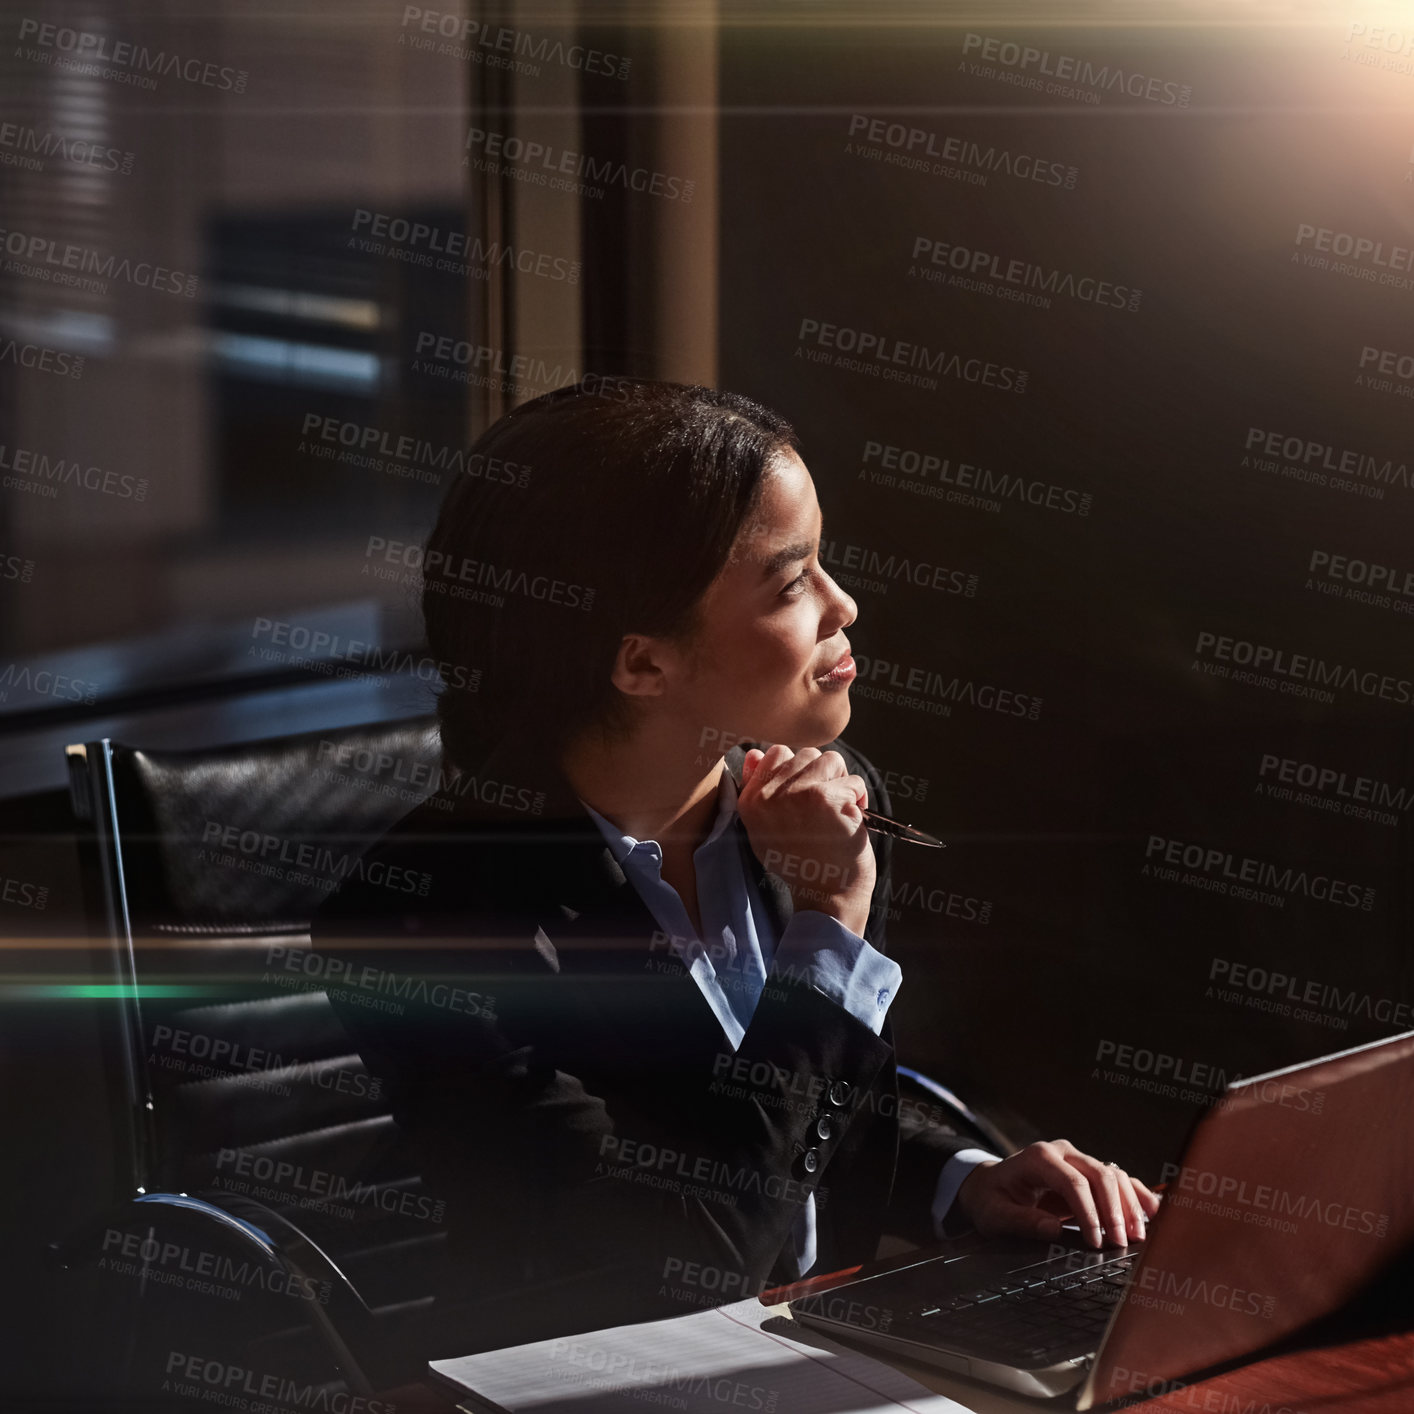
[1079,1029,1414,1409]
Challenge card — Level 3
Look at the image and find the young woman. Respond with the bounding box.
[312,377,1157,1355]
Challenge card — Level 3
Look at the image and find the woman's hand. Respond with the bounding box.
[955,1140,1162,1249]
[737,745,876,937]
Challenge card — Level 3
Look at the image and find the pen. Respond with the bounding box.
[860,809,945,848]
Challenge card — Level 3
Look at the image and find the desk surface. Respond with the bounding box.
[782,1314,1414,1414]
[390,1316,1414,1414]
[758,1271,1414,1414]
[386,1275,1414,1414]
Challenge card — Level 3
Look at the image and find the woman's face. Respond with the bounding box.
[664,449,859,753]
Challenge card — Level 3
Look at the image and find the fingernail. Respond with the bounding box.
[1090,1226,1103,1249]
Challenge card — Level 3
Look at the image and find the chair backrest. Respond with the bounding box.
[65,714,454,1353]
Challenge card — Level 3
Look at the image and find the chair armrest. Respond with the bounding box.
[896,1064,1023,1155]
[49,1191,379,1393]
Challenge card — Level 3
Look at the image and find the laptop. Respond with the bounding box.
[790,1029,1414,1405]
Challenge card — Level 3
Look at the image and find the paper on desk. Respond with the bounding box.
[429,1298,971,1414]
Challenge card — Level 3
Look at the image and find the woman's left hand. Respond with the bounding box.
[955,1139,1161,1249]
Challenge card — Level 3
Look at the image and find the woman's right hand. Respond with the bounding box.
[737,745,877,938]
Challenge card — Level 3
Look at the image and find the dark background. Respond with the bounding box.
[717,15,1414,1173]
[1,0,1410,1393]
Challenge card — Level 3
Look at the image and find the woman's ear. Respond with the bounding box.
[608,632,669,699]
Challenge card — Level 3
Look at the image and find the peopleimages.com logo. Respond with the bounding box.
[1192,627,1414,707]
[844,114,1079,190]
[1143,833,1375,911]
[909,235,1141,312]
[959,32,1192,106]
[1156,1162,1390,1239]
[1256,751,1411,826]
[795,318,1027,394]
[0,338,82,378]
[15,19,248,91]
[162,1351,392,1413]
[0,224,198,297]
[850,652,1042,721]
[400,7,631,80]
[0,120,135,175]
[463,128,692,203]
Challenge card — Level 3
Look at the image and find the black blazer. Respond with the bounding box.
[310,734,977,1354]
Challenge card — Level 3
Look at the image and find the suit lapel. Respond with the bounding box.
[527,742,805,1061]
[436,730,641,928]
[444,735,794,985]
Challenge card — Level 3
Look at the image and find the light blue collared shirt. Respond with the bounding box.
[578,766,992,1274]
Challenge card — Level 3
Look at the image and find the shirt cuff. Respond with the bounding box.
[771,910,902,1036]
[931,1149,1000,1238]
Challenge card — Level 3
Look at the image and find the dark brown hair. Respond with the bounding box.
[422,377,800,771]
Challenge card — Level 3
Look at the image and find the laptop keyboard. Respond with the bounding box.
[908,1251,1138,1363]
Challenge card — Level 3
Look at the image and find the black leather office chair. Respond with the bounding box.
[53,715,456,1399]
